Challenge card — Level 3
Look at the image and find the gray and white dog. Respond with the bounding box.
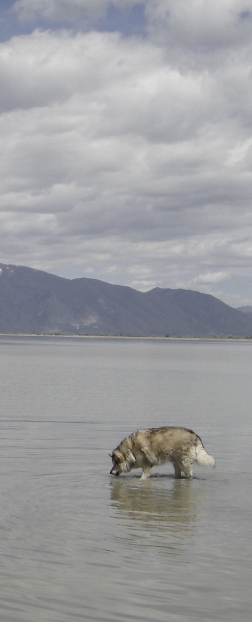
[110,426,215,479]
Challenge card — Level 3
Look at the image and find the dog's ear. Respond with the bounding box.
[114,450,123,459]
[126,449,136,465]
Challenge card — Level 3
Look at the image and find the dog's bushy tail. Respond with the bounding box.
[194,439,215,468]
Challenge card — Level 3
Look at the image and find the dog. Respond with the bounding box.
[110,426,215,479]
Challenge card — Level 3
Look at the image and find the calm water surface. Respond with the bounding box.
[0,336,251,621]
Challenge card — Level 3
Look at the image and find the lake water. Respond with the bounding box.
[0,336,251,621]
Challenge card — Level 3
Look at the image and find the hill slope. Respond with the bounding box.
[0,263,252,337]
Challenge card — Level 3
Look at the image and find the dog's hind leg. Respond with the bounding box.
[183,468,193,478]
[181,458,193,479]
[172,462,182,478]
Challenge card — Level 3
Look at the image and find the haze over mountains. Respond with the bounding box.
[237,306,252,315]
[0,263,252,338]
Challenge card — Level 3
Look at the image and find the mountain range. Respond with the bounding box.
[0,263,252,337]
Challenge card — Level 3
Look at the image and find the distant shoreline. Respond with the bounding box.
[0,333,252,342]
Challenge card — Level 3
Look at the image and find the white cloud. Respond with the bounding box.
[189,271,230,286]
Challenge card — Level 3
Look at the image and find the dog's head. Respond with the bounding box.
[110,448,136,476]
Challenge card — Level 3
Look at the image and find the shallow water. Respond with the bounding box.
[0,336,251,621]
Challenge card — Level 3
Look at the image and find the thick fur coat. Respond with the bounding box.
[110,426,215,479]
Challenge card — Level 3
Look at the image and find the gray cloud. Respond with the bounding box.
[13,0,252,46]
[146,0,252,49]
[0,2,252,306]
[12,0,138,24]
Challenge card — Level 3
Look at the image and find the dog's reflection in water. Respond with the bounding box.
[110,475,205,535]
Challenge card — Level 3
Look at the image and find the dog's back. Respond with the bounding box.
[133,426,199,459]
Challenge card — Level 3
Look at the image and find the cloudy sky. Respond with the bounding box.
[0,0,252,306]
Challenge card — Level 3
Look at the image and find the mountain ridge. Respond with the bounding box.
[0,263,252,337]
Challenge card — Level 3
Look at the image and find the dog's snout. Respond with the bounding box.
[110,467,119,476]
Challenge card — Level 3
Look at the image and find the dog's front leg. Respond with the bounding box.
[140,467,152,480]
[140,446,158,465]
